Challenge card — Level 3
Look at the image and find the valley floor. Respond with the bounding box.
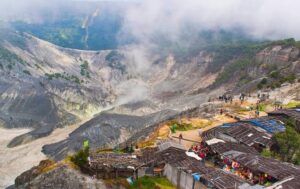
[0,122,83,188]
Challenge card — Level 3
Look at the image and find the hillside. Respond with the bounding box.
[0,27,299,148]
[1,28,300,188]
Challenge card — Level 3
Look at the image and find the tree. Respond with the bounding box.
[273,122,300,163]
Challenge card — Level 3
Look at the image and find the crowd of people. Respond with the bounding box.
[221,158,275,185]
[189,142,208,159]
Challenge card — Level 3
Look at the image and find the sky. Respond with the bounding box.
[0,0,300,40]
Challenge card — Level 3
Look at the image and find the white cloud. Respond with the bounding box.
[122,0,300,40]
[1,0,300,40]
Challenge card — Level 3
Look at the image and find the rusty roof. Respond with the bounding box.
[202,122,273,147]
[209,141,259,155]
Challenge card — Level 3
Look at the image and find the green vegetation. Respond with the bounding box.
[256,66,297,90]
[105,50,126,73]
[35,64,42,70]
[214,58,255,86]
[80,61,90,78]
[284,102,300,108]
[23,70,31,75]
[0,27,27,49]
[169,121,193,132]
[130,176,175,189]
[206,44,264,73]
[261,148,275,158]
[256,103,267,112]
[267,72,296,90]
[268,120,300,165]
[12,11,123,50]
[70,141,90,168]
[271,38,300,48]
[45,72,81,84]
[7,64,13,70]
[0,46,26,67]
[257,78,268,89]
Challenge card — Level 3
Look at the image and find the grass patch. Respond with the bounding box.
[36,160,57,174]
[63,156,80,170]
[169,121,193,132]
[258,103,267,112]
[284,102,300,108]
[130,176,175,189]
[45,72,81,84]
[104,178,130,188]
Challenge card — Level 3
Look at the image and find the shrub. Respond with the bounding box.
[23,70,31,75]
[261,78,268,85]
[257,83,263,90]
[272,121,300,164]
[70,146,89,168]
[269,71,280,79]
[7,64,13,70]
[80,61,90,78]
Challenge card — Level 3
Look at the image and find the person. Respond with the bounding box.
[255,110,260,117]
[220,108,223,115]
[179,133,183,144]
[198,129,203,136]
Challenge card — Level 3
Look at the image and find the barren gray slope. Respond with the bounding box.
[42,109,178,160]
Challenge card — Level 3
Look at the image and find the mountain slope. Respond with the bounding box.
[1,27,300,151]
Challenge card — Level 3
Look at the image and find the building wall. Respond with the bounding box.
[164,164,205,189]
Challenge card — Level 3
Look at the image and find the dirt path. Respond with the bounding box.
[171,115,236,149]
[0,121,85,188]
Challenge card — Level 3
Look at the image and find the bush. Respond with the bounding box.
[257,83,263,90]
[269,71,280,79]
[80,61,90,77]
[261,78,268,85]
[271,38,297,47]
[214,58,253,86]
[7,64,13,70]
[23,70,31,75]
[272,121,300,164]
[261,149,274,158]
[70,146,89,168]
[45,72,82,84]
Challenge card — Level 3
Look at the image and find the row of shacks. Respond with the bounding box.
[199,107,300,189]
[83,108,300,189]
[85,141,250,189]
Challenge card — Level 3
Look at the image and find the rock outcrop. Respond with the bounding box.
[15,164,123,189]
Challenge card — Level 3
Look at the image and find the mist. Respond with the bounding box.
[121,0,300,41]
[1,0,300,40]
